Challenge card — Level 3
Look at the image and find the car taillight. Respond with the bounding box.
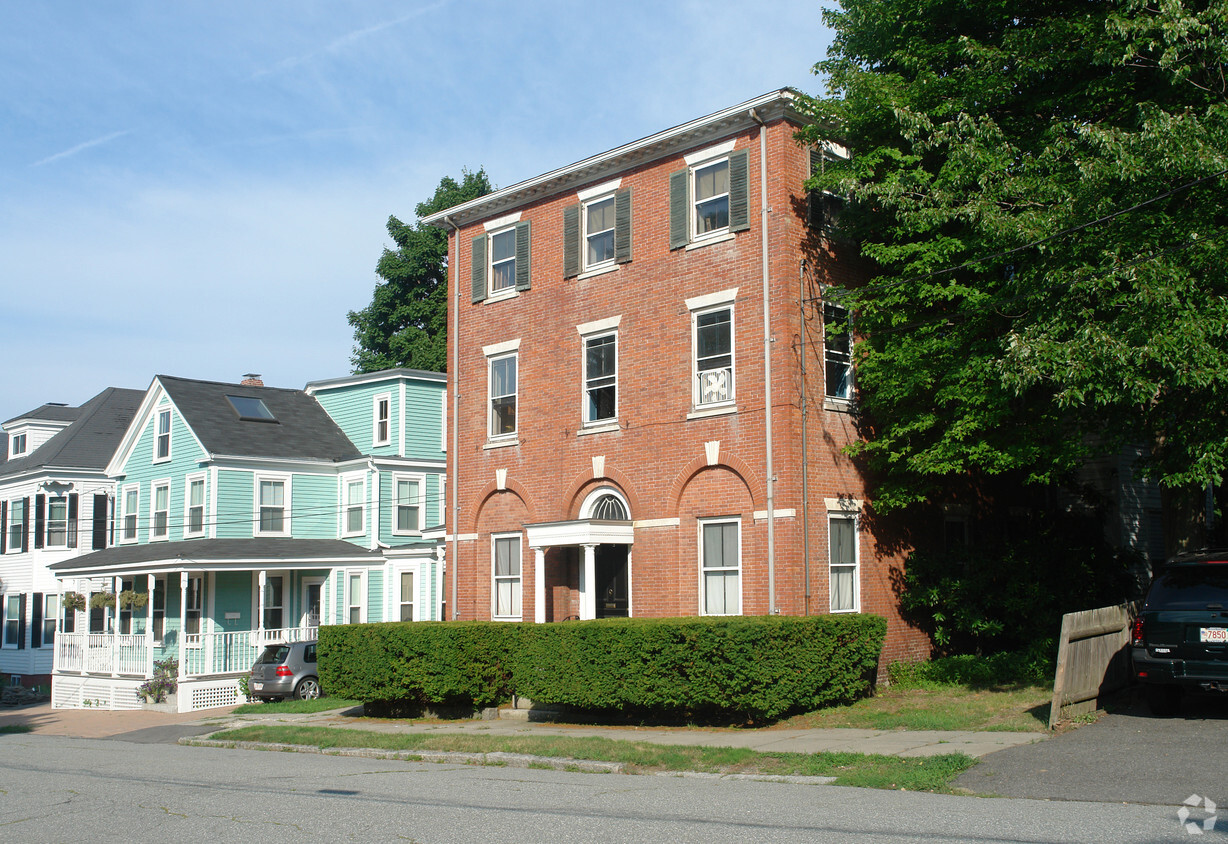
[275,666,294,677]
[1131,617,1145,647]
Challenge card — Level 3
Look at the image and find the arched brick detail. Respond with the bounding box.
[667,454,766,516]
[559,464,642,520]
[467,478,537,532]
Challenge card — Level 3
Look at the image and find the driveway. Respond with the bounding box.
[956,689,1228,806]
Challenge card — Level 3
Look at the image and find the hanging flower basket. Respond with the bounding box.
[118,590,149,610]
[89,592,116,610]
[62,592,86,613]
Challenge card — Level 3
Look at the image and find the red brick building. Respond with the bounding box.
[424,90,928,666]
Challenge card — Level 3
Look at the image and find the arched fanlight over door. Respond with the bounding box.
[590,493,628,521]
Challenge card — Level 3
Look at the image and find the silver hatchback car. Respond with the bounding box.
[249,640,320,702]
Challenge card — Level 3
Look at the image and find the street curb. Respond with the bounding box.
[178,737,836,784]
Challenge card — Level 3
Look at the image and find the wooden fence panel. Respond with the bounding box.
[1049,602,1138,728]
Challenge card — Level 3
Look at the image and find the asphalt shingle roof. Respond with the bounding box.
[49,538,384,572]
[157,376,361,463]
[0,387,144,478]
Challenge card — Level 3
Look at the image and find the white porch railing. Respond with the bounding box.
[55,626,317,678]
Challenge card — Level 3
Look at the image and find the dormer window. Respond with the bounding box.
[226,395,276,422]
[10,433,25,457]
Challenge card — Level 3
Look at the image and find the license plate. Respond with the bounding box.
[1200,628,1228,643]
[252,682,263,690]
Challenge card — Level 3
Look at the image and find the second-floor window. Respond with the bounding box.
[394,476,422,534]
[470,220,531,303]
[584,333,617,424]
[151,482,170,539]
[186,477,205,536]
[670,147,749,249]
[694,306,734,407]
[344,479,364,535]
[122,487,139,542]
[824,302,852,401]
[374,395,391,446]
[489,353,518,439]
[258,479,286,535]
[6,499,25,551]
[46,496,68,547]
[155,409,171,461]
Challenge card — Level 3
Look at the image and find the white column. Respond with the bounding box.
[533,547,546,624]
[177,573,187,679]
[109,576,119,677]
[145,573,155,678]
[257,570,267,644]
[435,546,446,622]
[580,544,597,621]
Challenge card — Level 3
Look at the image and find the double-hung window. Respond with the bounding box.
[492,534,522,620]
[46,496,68,547]
[489,227,516,295]
[185,575,202,636]
[122,486,139,542]
[347,571,364,624]
[670,145,749,249]
[155,408,171,461]
[8,499,26,551]
[374,394,391,447]
[824,302,852,401]
[3,594,20,647]
[700,519,741,616]
[344,478,364,536]
[151,482,170,539]
[584,195,616,269]
[151,578,165,643]
[41,594,57,647]
[257,478,287,535]
[563,184,633,278]
[488,352,518,439]
[393,475,422,534]
[185,476,205,537]
[584,333,617,424]
[693,305,734,408]
[829,514,859,612]
[399,571,415,621]
[470,218,531,303]
[263,575,284,630]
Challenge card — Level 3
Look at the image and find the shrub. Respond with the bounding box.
[320,614,886,722]
[888,647,1055,689]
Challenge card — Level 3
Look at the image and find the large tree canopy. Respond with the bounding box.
[349,170,493,373]
[799,0,1228,511]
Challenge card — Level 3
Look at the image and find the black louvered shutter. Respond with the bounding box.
[614,188,633,264]
[728,149,750,233]
[1,502,6,554]
[471,234,487,303]
[20,497,29,552]
[669,169,689,249]
[34,494,45,550]
[16,594,26,649]
[31,593,42,649]
[92,493,108,550]
[562,204,580,278]
[514,220,531,291]
[67,493,78,548]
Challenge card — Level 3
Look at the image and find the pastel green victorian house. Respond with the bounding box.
[49,370,446,711]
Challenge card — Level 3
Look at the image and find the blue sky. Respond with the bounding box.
[0,1,832,426]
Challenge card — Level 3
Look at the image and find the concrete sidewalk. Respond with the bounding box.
[0,702,1044,758]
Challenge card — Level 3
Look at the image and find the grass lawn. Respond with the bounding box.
[206,724,976,792]
[231,696,360,715]
[777,683,1051,733]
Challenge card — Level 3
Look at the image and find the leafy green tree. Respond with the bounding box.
[349,170,494,373]
[799,0,1228,511]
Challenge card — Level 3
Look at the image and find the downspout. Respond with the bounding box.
[750,108,777,615]
[446,215,461,620]
[800,260,811,615]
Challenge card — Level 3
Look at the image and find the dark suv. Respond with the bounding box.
[248,640,320,702]
[1131,551,1228,715]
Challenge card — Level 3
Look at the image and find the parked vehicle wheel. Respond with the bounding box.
[294,677,321,700]
[1145,684,1182,717]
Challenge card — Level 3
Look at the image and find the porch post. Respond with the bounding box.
[257,569,267,645]
[532,546,546,624]
[177,572,187,680]
[435,546,446,623]
[145,573,155,678]
[580,544,597,621]
[110,576,119,677]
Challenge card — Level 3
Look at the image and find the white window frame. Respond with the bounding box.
[342,475,366,537]
[151,576,166,644]
[2,594,20,648]
[698,517,742,616]
[261,574,286,630]
[396,568,416,622]
[184,575,203,638]
[392,473,425,536]
[154,408,172,462]
[255,475,290,537]
[373,393,392,447]
[150,480,171,541]
[488,225,517,297]
[491,533,522,621]
[121,484,140,543]
[487,351,518,440]
[823,301,853,401]
[184,473,206,538]
[691,157,731,242]
[691,302,735,410]
[582,330,618,426]
[829,513,860,613]
[582,192,617,272]
[40,593,57,648]
[10,432,26,457]
[5,500,23,553]
[45,495,69,548]
[344,569,366,625]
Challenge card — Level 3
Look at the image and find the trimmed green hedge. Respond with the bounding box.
[319,614,886,722]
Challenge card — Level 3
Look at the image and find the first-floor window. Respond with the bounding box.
[492,535,522,619]
[185,576,202,635]
[3,594,20,647]
[584,332,617,423]
[41,594,58,647]
[347,572,363,624]
[89,595,106,633]
[394,477,421,534]
[152,579,165,643]
[62,595,76,634]
[263,575,284,630]
[829,515,859,612]
[119,578,135,634]
[152,483,170,539]
[700,519,740,616]
[399,571,415,622]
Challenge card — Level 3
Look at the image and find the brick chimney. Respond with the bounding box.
[240,373,264,387]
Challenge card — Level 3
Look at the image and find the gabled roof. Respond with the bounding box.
[153,376,362,463]
[49,538,384,575]
[0,388,144,479]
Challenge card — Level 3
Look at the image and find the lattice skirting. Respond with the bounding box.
[52,676,143,711]
[183,679,242,711]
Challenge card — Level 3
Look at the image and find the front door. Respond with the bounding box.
[302,578,323,628]
[595,544,629,618]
